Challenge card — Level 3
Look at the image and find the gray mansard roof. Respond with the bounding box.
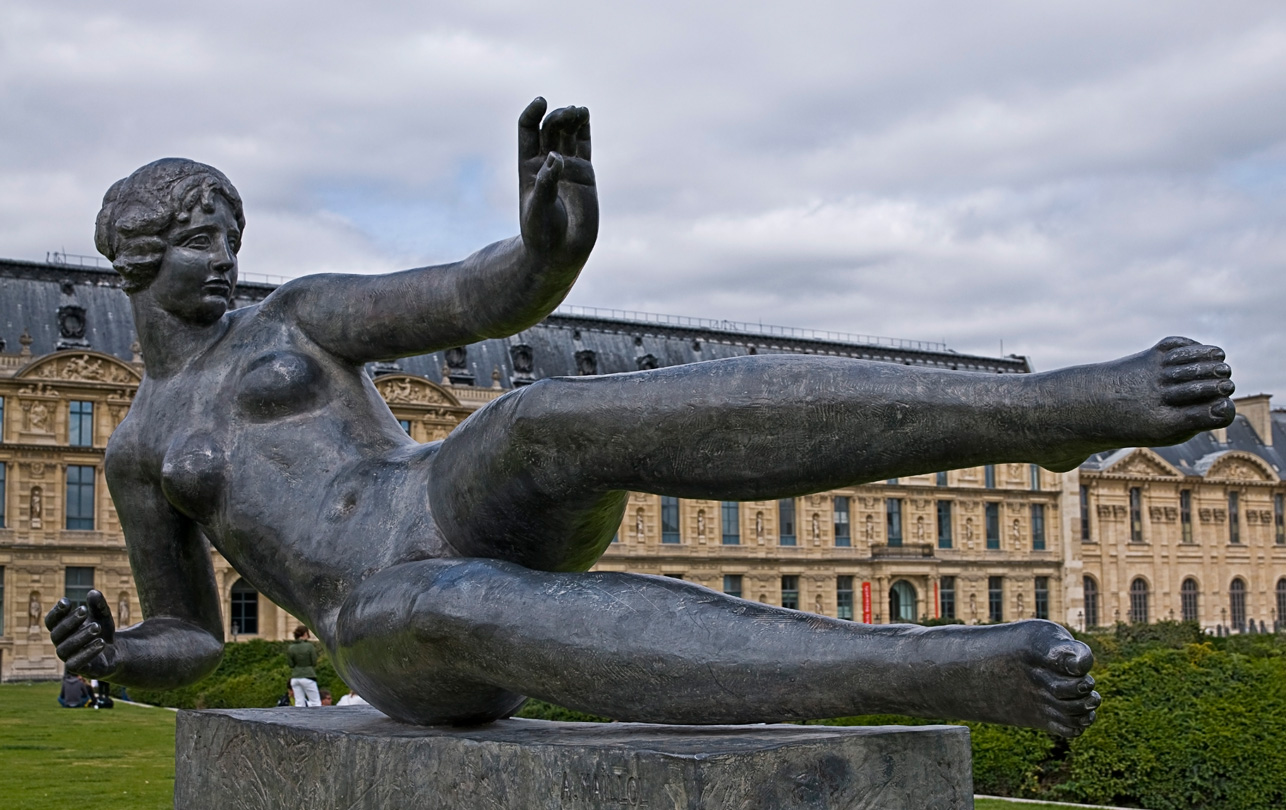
[0,256,1032,387]
[1082,410,1286,480]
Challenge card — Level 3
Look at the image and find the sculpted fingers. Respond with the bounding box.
[575,110,591,160]
[45,597,74,632]
[87,589,116,639]
[1155,336,1197,353]
[64,638,108,674]
[1165,379,1236,406]
[518,97,547,162]
[57,621,103,661]
[540,106,585,155]
[49,604,88,645]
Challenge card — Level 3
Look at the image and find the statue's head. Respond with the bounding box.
[95,158,245,294]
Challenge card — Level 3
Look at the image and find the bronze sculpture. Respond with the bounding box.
[46,99,1236,736]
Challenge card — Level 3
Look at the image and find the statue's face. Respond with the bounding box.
[152,195,240,325]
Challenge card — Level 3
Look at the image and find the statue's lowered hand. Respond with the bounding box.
[46,589,119,679]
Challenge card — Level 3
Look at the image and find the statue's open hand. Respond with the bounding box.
[46,589,118,679]
[518,97,597,263]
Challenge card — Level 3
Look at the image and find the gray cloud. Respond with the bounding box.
[2,1,1284,396]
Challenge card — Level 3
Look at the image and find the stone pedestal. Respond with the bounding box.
[175,707,972,809]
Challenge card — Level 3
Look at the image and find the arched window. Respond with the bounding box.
[1277,578,1286,631]
[1129,578,1150,624]
[1230,578,1247,633]
[230,578,259,635]
[1180,578,1200,624]
[889,580,918,623]
[1083,576,1100,628]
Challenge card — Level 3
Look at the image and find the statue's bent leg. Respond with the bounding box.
[430,340,1232,567]
[332,558,1099,734]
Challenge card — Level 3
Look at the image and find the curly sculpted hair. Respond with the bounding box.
[94,158,245,294]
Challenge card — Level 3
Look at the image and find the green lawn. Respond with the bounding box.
[0,682,175,810]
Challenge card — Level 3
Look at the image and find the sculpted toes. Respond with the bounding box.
[1045,673,1095,699]
[1155,336,1197,352]
[1165,379,1235,406]
[1050,641,1094,677]
[1210,398,1236,424]
[1162,361,1231,383]
[1162,344,1225,366]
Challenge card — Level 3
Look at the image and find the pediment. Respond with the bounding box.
[373,374,461,408]
[1102,448,1182,478]
[1204,452,1278,483]
[15,351,141,384]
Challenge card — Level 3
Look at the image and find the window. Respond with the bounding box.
[778,499,796,546]
[1230,578,1246,632]
[985,502,1000,549]
[230,579,259,635]
[721,501,740,545]
[0,565,5,635]
[0,461,5,529]
[1229,492,1240,544]
[65,567,94,610]
[833,496,851,547]
[1129,578,1150,624]
[836,576,854,620]
[1180,490,1193,544]
[1181,578,1199,623]
[1083,576,1100,628]
[1034,576,1050,620]
[886,498,903,547]
[1030,464,1041,491]
[1276,494,1285,545]
[0,396,4,442]
[936,471,948,487]
[660,496,680,544]
[780,575,799,610]
[1080,485,1091,542]
[1031,504,1046,551]
[936,501,952,549]
[887,478,898,485]
[65,465,95,530]
[988,576,1004,622]
[1278,579,1286,631]
[723,574,742,599]
[1129,487,1143,543]
[69,400,93,447]
[984,465,996,489]
[939,575,956,620]
[397,419,412,435]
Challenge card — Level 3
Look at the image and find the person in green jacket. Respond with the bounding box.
[286,625,320,707]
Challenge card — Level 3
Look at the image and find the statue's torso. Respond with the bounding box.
[107,302,452,630]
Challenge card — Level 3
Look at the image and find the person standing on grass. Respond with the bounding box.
[287,626,321,707]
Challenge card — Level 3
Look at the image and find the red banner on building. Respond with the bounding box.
[861,581,872,623]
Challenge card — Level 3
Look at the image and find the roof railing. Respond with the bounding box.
[46,251,111,269]
[553,304,949,352]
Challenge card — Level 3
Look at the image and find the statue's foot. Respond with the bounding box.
[1037,336,1235,472]
[907,620,1099,737]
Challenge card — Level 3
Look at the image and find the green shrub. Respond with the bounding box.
[132,639,346,709]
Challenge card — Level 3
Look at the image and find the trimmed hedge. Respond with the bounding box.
[131,638,345,709]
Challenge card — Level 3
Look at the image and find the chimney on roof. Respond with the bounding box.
[56,279,90,351]
[1234,394,1273,446]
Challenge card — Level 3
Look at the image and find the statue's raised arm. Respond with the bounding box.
[280,98,597,362]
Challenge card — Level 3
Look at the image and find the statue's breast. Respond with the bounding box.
[161,432,228,522]
[235,350,325,420]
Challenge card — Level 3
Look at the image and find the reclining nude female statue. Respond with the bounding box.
[46,99,1236,737]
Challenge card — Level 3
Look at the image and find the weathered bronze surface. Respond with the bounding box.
[47,99,1235,735]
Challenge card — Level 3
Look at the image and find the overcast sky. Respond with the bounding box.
[3,2,1284,397]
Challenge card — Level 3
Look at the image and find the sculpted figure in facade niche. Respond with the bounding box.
[696,508,706,539]
[811,512,820,543]
[864,514,876,540]
[29,592,42,632]
[755,510,764,542]
[46,100,1237,738]
[915,515,925,542]
[635,509,645,542]
[28,401,51,432]
[29,486,42,529]
[117,593,131,627]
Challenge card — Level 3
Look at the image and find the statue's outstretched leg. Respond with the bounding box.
[332,558,1099,734]
[429,336,1233,569]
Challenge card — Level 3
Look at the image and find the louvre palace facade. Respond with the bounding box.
[0,255,1282,681]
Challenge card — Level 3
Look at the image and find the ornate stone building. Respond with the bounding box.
[4,254,1274,680]
[1078,394,1286,633]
